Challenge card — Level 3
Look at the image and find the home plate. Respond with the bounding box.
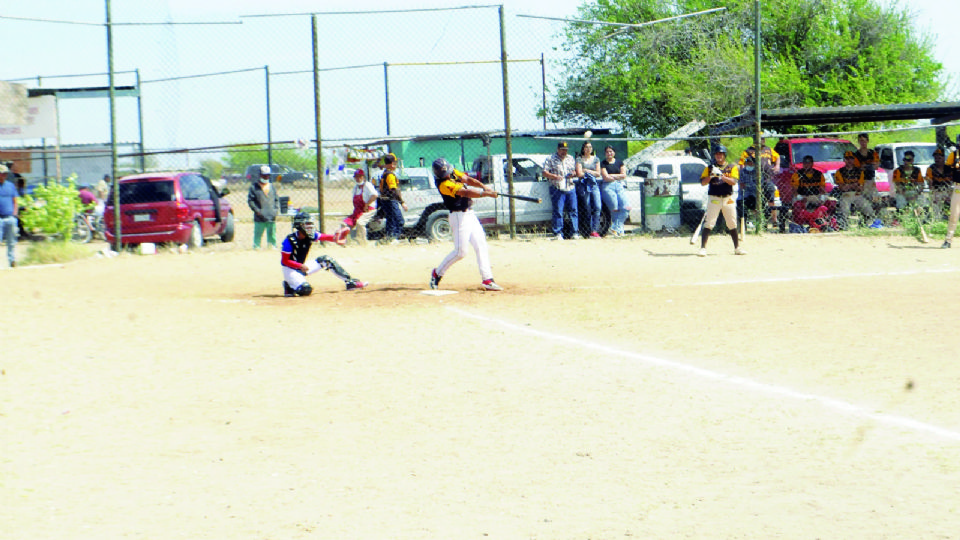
[420,290,459,296]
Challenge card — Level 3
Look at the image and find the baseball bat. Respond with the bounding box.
[914,208,930,243]
[690,213,706,245]
[497,192,542,204]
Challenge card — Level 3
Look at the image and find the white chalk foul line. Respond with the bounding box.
[658,266,960,288]
[449,307,960,444]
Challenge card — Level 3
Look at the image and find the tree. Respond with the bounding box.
[550,0,944,135]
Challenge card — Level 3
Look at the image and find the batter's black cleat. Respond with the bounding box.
[430,268,442,290]
[283,282,295,297]
[943,240,952,249]
[346,279,367,291]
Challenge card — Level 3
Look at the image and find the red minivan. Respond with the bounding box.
[104,172,235,247]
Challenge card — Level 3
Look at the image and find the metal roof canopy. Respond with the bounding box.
[709,101,960,135]
[28,86,139,99]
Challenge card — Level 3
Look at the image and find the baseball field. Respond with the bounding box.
[3,232,960,539]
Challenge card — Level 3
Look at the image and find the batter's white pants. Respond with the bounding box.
[436,209,493,281]
[946,186,960,241]
[704,195,737,230]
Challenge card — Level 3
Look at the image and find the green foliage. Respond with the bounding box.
[200,159,224,180]
[19,175,85,240]
[222,145,320,175]
[553,0,944,136]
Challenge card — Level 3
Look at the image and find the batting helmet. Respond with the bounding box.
[292,211,315,237]
[713,144,728,155]
[432,158,454,179]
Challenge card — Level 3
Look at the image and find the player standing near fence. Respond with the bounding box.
[697,145,745,257]
[428,158,502,292]
[942,161,960,249]
[378,153,408,245]
[281,212,367,296]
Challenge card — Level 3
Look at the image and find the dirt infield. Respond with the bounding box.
[4,233,960,539]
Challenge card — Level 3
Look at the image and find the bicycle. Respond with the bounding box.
[72,211,105,243]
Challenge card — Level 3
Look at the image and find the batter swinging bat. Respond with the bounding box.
[497,192,542,204]
[690,214,706,245]
[914,208,930,243]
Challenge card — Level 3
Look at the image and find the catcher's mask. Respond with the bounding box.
[293,211,315,237]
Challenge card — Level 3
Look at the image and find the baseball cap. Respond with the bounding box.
[557,141,568,149]
[934,147,945,156]
[259,165,271,175]
[354,168,365,177]
[843,151,856,159]
[382,153,397,165]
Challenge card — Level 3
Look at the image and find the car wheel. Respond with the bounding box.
[71,215,92,243]
[425,210,452,242]
[219,213,235,243]
[187,220,203,248]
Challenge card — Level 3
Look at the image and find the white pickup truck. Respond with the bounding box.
[368,154,642,241]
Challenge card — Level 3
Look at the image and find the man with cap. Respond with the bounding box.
[926,147,954,214]
[835,151,876,226]
[697,145,744,256]
[542,141,580,240]
[0,162,18,267]
[248,164,280,249]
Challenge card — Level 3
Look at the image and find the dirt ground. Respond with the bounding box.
[3,232,960,539]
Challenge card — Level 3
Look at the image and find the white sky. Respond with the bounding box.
[2,0,957,149]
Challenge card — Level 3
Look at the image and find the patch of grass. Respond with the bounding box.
[22,241,99,265]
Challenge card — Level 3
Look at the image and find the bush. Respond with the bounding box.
[20,175,85,240]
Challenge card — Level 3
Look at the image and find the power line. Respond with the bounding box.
[0,14,240,26]
[240,5,500,18]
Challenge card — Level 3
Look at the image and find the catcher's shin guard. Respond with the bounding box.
[316,255,352,282]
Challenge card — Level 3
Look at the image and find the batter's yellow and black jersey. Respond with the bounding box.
[926,164,955,189]
[701,162,738,198]
[435,169,472,212]
[853,149,879,179]
[834,166,864,188]
[946,150,960,168]
[379,171,402,202]
[790,168,825,196]
[891,166,924,190]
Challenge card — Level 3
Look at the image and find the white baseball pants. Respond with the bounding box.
[436,209,492,281]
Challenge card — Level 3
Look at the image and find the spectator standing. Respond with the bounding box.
[835,151,876,225]
[599,145,629,236]
[926,147,954,213]
[378,153,407,244]
[853,133,880,205]
[97,174,111,201]
[542,141,580,240]
[0,163,18,267]
[248,165,280,249]
[697,145,744,256]
[890,150,925,210]
[575,141,603,238]
[737,155,779,228]
[335,168,378,245]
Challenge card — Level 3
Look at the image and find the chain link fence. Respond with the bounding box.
[4,7,959,249]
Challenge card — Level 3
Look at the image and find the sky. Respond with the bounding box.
[1,0,958,153]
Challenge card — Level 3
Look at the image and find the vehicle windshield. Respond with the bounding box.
[791,141,857,165]
[680,163,706,184]
[399,170,432,190]
[117,180,176,204]
[896,145,936,165]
